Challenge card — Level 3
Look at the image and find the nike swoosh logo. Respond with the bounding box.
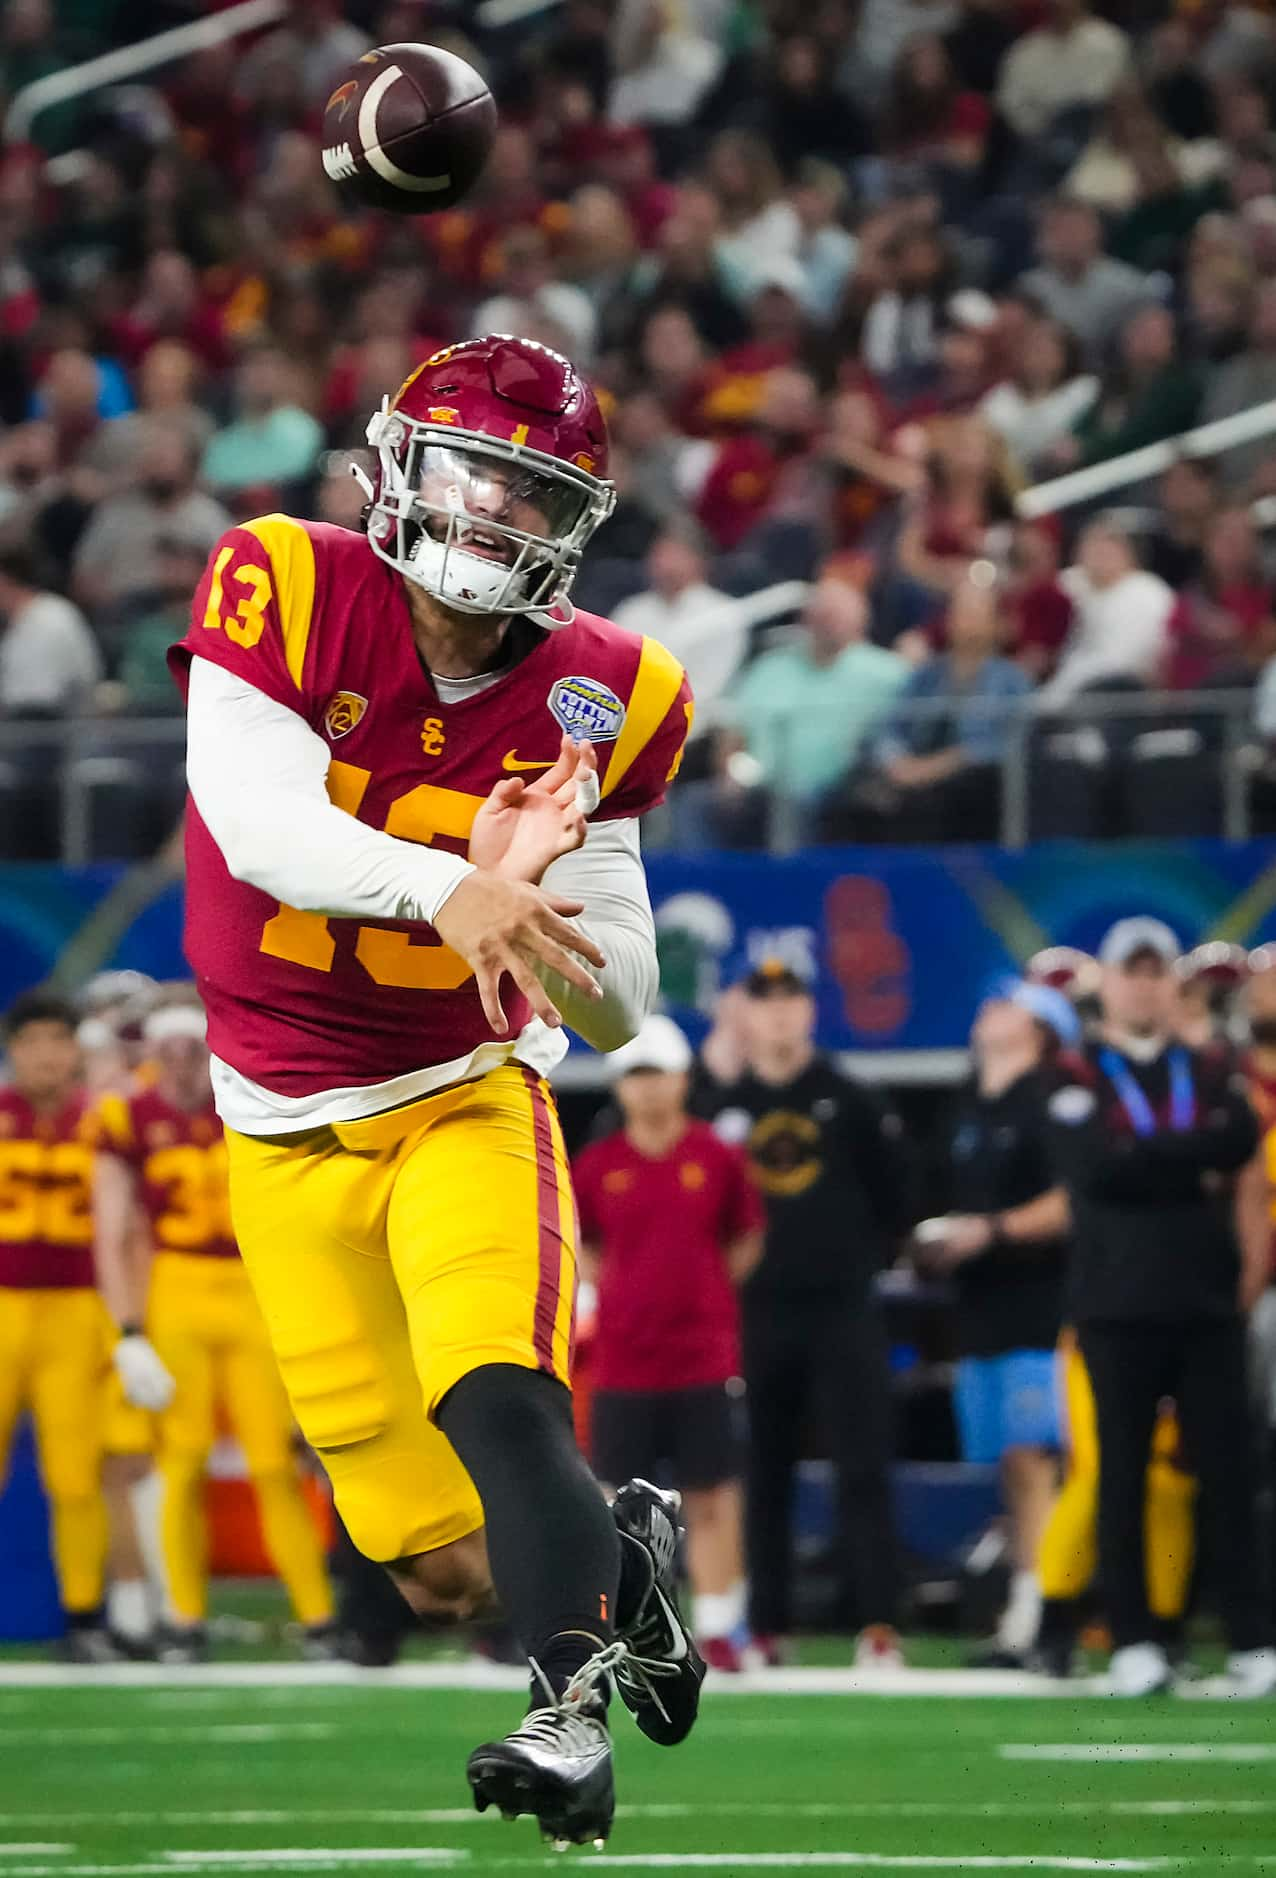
[502,750,554,772]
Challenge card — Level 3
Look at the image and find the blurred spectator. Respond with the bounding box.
[116,533,208,714]
[96,342,216,476]
[109,249,231,377]
[996,0,1130,144]
[880,34,990,173]
[684,576,909,846]
[1145,458,1218,591]
[1166,507,1276,692]
[754,33,870,175]
[635,185,749,352]
[0,540,99,716]
[1043,517,1175,702]
[858,223,956,399]
[1005,519,1074,682]
[978,317,1097,476]
[200,347,322,506]
[694,367,820,551]
[71,427,229,620]
[474,226,597,366]
[613,523,741,737]
[891,416,1016,623]
[609,0,723,128]
[1052,303,1201,471]
[1018,198,1149,364]
[240,0,370,112]
[705,133,800,295]
[790,161,858,325]
[857,572,1031,840]
[1201,280,1276,490]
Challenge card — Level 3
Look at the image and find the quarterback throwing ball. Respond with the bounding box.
[168,337,700,1846]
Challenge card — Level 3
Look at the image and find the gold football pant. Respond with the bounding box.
[0,1286,108,1614]
[147,1251,333,1627]
[225,1065,577,1564]
[1037,1333,1196,1620]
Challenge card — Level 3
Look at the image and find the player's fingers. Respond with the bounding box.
[504,948,565,1028]
[489,777,524,806]
[474,960,509,1036]
[543,892,586,919]
[521,931,604,999]
[538,908,606,971]
[538,733,578,793]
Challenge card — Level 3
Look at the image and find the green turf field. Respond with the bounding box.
[0,1672,1273,1876]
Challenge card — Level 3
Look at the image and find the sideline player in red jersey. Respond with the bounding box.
[92,991,336,1662]
[0,993,115,1661]
[168,336,699,1845]
[574,1015,763,1672]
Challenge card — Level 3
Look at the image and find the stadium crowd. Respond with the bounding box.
[7,1,1276,845]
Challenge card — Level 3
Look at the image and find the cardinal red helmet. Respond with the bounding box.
[363,334,615,621]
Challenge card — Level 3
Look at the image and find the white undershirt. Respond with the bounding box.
[185,658,659,1134]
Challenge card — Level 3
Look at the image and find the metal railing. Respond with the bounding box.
[0,686,1264,863]
[5,0,287,145]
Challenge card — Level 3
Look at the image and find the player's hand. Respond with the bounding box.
[468,736,598,883]
[434,870,606,1036]
[113,1334,176,1411]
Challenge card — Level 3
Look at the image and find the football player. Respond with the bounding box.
[166,336,698,1846]
[92,991,336,1661]
[0,992,115,1660]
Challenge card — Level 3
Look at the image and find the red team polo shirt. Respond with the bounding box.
[573,1120,763,1394]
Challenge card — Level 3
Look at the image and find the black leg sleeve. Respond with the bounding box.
[1078,1322,1167,1652]
[437,1364,620,1696]
[1176,1317,1269,1655]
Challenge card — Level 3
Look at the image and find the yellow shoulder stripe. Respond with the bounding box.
[241,514,316,691]
[601,636,686,801]
[94,1093,132,1151]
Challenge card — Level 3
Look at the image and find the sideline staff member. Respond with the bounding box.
[914,980,1074,1664]
[1047,918,1275,1698]
[698,960,910,1666]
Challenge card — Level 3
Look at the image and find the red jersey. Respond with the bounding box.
[0,1087,94,1289]
[169,516,692,1098]
[573,1120,763,1392]
[92,1087,236,1260]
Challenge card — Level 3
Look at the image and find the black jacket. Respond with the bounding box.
[694,1055,911,1298]
[1046,1039,1258,1323]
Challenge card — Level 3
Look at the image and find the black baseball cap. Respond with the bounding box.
[741,958,812,998]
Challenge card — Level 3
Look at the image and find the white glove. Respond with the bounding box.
[113,1334,176,1411]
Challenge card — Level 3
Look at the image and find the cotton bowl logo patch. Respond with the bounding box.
[549,675,626,743]
[323,691,368,740]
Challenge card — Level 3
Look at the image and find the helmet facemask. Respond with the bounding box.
[364,402,616,625]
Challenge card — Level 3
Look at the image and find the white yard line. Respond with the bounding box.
[0,1664,1089,1698]
[166,1856,465,1867]
[1,1802,1273,1830]
[1002,1745,1276,1763]
[493,1858,1182,1872]
[0,1723,336,1746]
[0,1853,71,1860]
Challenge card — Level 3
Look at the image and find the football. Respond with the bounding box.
[322,43,497,214]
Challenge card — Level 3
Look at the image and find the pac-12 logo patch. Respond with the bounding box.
[548,675,626,743]
[323,691,368,740]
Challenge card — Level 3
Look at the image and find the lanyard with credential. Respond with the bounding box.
[1097,1045,1196,1138]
